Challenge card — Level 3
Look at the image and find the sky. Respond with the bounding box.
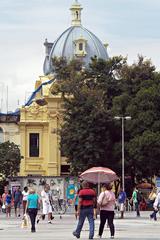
[0,0,160,112]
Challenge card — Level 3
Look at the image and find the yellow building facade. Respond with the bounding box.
[19,0,109,177]
[19,76,68,176]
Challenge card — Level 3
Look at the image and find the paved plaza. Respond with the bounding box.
[0,211,160,240]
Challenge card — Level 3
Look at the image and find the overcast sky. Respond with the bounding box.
[0,0,160,112]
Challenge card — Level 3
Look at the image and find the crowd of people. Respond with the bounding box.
[0,184,54,232]
[0,182,160,239]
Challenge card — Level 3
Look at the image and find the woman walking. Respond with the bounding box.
[25,188,40,233]
[97,183,116,239]
[22,186,28,215]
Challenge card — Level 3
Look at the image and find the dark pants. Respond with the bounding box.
[99,210,115,237]
[135,202,140,216]
[150,209,158,221]
[75,207,94,239]
[28,208,38,231]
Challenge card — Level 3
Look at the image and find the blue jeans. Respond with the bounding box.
[75,207,94,238]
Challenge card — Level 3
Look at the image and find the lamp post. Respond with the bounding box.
[114,116,131,191]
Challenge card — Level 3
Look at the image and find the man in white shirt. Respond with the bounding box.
[38,184,53,224]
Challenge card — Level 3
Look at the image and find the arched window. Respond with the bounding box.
[0,127,4,143]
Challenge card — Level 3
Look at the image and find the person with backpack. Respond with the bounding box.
[132,186,142,217]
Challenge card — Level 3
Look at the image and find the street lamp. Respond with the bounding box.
[114,116,131,191]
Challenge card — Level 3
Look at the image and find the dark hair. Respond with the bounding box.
[82,181,89,188]
[24,186,28,192]
[103,183,113,190]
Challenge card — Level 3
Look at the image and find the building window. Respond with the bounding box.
[29,133,39,157]
[0,127,4,143]
[79,43,83,51]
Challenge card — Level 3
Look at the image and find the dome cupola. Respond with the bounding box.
[43,0,109,75]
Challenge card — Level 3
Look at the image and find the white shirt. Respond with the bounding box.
[41,190,51,205]
[153,192,160,209]
[22,191,28,201]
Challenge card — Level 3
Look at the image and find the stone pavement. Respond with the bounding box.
[0,211,160,240]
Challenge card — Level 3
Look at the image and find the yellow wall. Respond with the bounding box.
[19,78,68,177]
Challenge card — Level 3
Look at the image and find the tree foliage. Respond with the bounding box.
[0,141,21,179]
[52,56,160,181]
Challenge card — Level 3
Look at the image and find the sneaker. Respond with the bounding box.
[73,231,80,239]
[110,236,114,239]
[31,229,36,233]
[48,221,52,224]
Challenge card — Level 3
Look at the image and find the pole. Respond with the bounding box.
[122,117,125,191]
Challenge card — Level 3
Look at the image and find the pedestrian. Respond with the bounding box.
[150,190,160,221]
[22,186,29,215]
[0,194,2,212]
[97,183,116,239]
[148,187,157,208]
[2,186,8,213]
[117,187,127,219]
[25,188,40,233]
[13,186,22,217]
[37,184,53,224]
[73,181,96,239]
[5,190,12,218]
[74,189,80,219]
[131,186,142,217]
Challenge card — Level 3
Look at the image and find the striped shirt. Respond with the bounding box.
[79,188,96,208]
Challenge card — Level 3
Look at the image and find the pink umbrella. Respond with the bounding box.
[80,167,118,184]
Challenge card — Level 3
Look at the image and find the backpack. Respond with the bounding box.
[137,191,142,203]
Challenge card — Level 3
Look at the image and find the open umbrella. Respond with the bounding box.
[80,167,118,194]
[80,167,118,184]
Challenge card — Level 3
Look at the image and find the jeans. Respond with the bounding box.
[28,208,38,231]
[135,202,140,216]
[75,207,94,238]
[99,210,115,237]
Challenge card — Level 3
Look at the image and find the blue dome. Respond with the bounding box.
[43,1,109,75]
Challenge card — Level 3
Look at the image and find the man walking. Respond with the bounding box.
[37,184,53,224]
[117,187,127,219]
[73,181,96,239]
[132,186,141,217]
[13,186,22,217]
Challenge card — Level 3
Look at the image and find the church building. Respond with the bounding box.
[1,1,109,178]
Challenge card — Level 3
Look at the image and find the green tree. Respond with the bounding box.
[52,55,160,182]
[112,56,160,181]
[0,141,21,180]
[52,56,126,174]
